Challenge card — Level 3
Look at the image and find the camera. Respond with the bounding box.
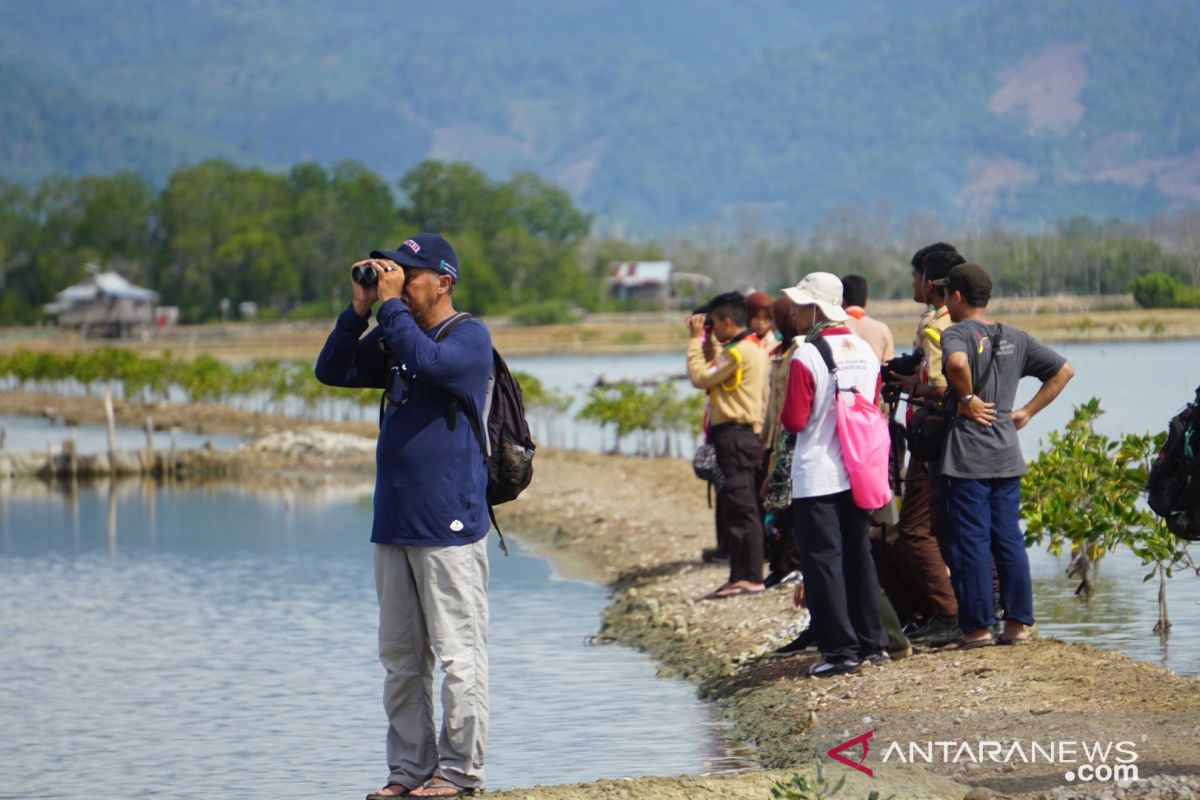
[883,347,924,379]
[351,263,380,286]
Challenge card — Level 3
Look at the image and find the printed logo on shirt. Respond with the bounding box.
[975,331,992,354]
[449,519,464,532]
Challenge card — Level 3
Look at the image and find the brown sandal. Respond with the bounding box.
[409,777,476,798]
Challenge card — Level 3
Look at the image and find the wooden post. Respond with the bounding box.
[143,416,155,473]
[0,425,6,452]
[63,437,77,480]
[168,427,178,479]
[104,388,117,464]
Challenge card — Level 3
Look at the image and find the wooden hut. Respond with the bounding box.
[43,269,159,338]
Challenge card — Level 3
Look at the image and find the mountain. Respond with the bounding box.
[1,0,1197,232]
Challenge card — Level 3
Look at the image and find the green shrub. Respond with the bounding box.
[511,299,579,325]
[288,300,339,320]
[1130,272,1185,308]
[1022,398,1193,632]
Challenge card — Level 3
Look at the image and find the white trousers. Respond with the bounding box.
[374,539,489,790]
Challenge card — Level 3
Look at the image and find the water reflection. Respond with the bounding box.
[1029,547,1200,675]
[0,477,754,799]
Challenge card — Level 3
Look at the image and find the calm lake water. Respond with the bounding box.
[0,480,753,799]
[0,414,242,454]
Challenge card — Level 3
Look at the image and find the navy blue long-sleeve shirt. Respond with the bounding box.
[314,299,492,546]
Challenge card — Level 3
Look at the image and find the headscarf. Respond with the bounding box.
[746,291,773,321]
[773,296,799,344]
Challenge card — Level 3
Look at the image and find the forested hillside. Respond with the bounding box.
[2,0,1197,231]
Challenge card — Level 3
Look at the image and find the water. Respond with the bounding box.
[511,339,1200,674]
[0,480,753,799]
[1029,548,1200,674]
[509,339,1200,457]
[0,415,242,454]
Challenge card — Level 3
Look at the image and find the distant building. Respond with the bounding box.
[606,261,674,304]
[43,269,159,338]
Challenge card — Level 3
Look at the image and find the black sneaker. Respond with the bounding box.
[771,628,817,657]
[701,548,730,563]
[777,569,802,587]
[908,615,959,644]
[807,658,860,678]
[901,616,928,636]
[860,650,891,666]
[764,569,802,589]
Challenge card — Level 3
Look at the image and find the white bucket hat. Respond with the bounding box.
[781,272,850,323]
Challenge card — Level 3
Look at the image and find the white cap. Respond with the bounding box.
[781,272,850,323]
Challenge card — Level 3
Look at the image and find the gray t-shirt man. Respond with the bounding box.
[939,320,1066,479]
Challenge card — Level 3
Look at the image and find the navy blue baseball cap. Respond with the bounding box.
[370,232,459,283]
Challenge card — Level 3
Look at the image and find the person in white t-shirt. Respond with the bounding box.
[780,272,887,678]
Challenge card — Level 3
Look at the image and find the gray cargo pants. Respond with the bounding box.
[374,539,489,791]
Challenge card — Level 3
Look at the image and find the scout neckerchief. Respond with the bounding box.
[715,328,759,392]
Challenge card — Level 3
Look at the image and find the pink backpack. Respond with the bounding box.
[814,338,893,510]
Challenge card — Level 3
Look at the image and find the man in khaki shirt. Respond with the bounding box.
[883,245,964,645]
[687,291,769,598]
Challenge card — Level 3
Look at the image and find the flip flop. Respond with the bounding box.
[409,777,476,798]
[703,584,766,600]
[366,784,411,800]
[939,636,994,651]
[997,636,1028,646]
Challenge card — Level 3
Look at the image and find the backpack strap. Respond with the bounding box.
[812,335,845,394]
[812,336,837,375]
[433,312,474,432]
[433,311,474,342]
[972,323,1004,396]
[434,313,508,556]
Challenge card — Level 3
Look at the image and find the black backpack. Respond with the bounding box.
[435,313,536,551]
[1147,384,1200,541]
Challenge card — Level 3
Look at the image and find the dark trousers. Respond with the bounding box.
[792,490,887,662]
[711,423,765,585]
[941,476,1034,633]
[896,459,958,619]
[767,506,803,576]
[873,527,926,623]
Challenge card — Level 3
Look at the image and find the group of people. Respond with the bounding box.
[686,243,1074,678]
[314,230,1077,797]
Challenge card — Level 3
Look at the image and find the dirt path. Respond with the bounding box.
[500,450,1200,799]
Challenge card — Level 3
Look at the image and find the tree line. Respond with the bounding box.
[0,159,611,324]
[2,159,1199,325]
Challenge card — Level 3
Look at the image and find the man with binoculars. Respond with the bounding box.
[315,232,492,799]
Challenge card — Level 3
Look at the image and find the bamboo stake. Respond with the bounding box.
[104,388,117,464]
[143,416,155,472]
